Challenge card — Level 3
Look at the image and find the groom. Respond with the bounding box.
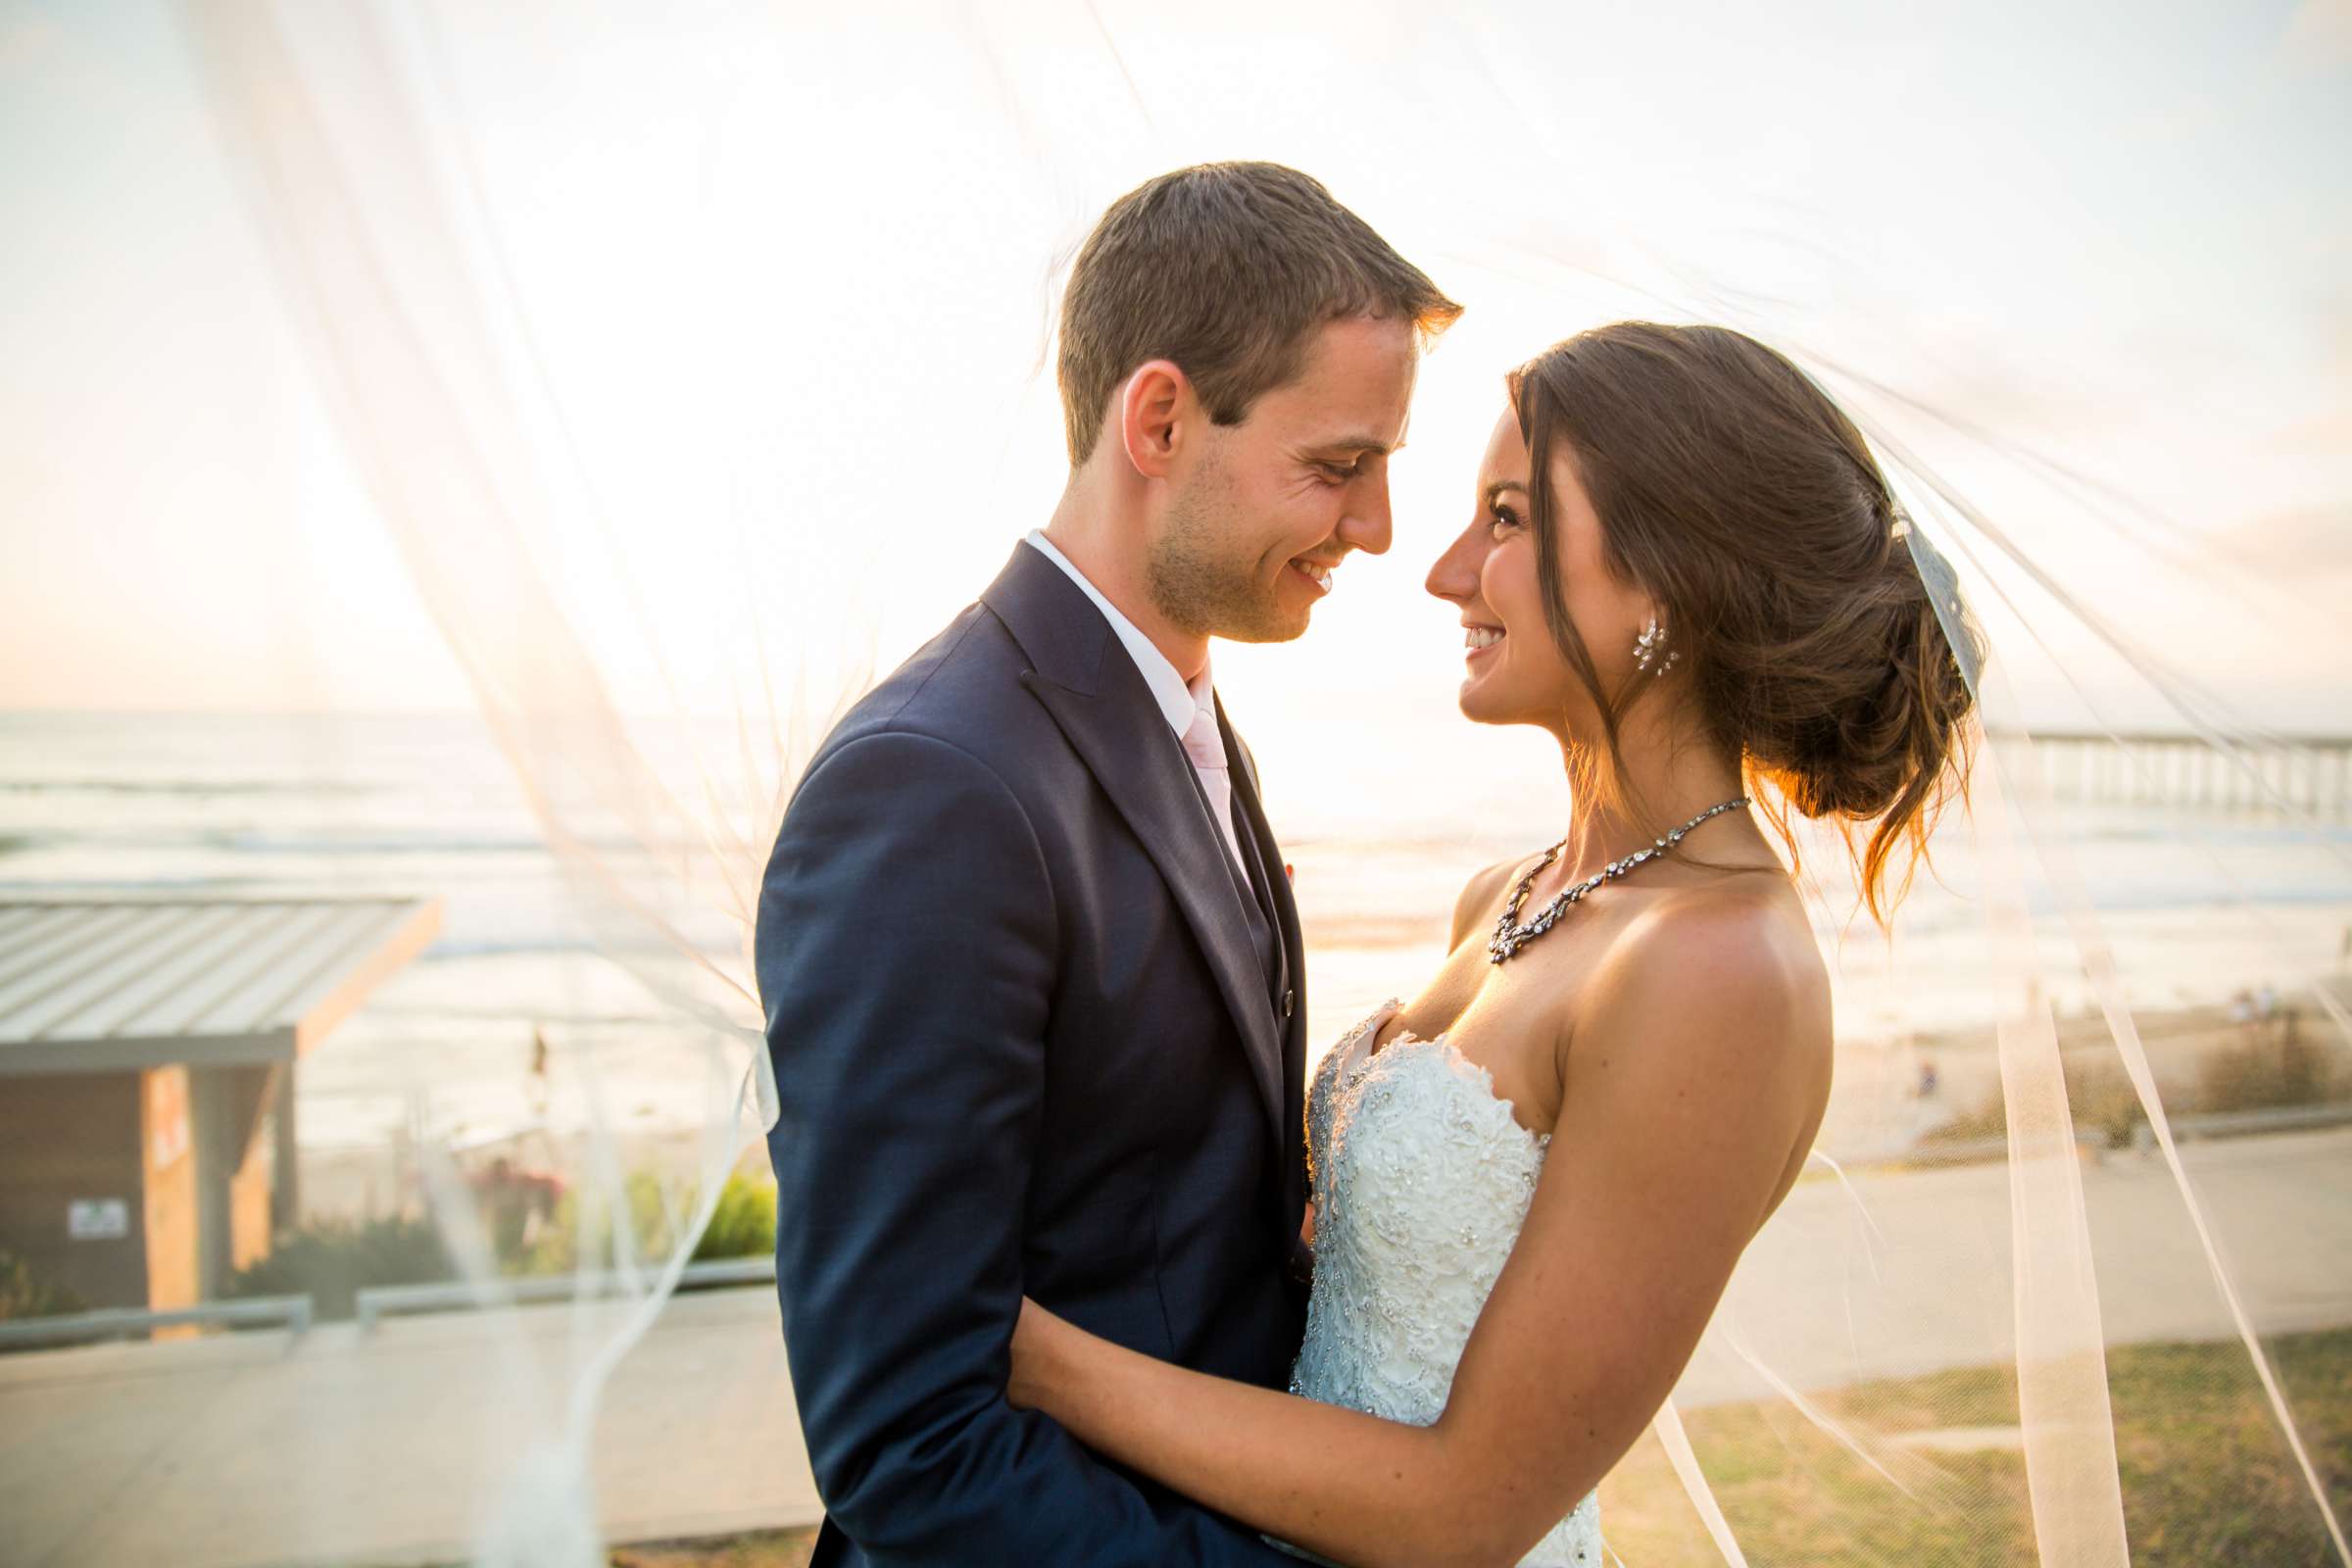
[758,163,1457,1564]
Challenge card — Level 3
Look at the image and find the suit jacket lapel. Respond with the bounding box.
[1219,699,1309,1188]
[1219,701,1298,978]
[981,546,1288,1154]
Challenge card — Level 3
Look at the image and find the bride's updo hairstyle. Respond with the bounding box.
[1510,322,1981,921]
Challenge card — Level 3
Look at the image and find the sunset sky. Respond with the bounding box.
[4,0,2346,784]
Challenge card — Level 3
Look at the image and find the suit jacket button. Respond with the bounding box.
[1281,988,1295,1019]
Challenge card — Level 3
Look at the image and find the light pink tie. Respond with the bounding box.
[1182,701,1250,881]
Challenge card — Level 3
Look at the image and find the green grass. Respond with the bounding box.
[2197,1026,2340,1116]
[225,1213,452,1319]
[1596,1328,2352,1566]
[0,1248,84,1321]
[1924,1011,2345,1156]
[1921,1054,2151,1151]
[223,1168,779,1321]
[609,1530,815,1567]
[591,1332,2350,1566]
[516,1167,776,1277]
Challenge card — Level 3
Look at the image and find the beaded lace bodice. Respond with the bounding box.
[1280,1001,1601,1567]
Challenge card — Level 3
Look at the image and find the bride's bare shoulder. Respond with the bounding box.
[1586,882,1832,1074]
[1449,853,1541,948]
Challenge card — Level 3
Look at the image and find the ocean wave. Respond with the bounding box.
[0,777,380,797]
[0,829,554,858]
[196,830,555,856]
[419,937,741,960]
[176,827,666,858]
[0,823,557,857]
[359,1004,698,1029]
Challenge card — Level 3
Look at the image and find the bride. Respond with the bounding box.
[1005,320,1980,1567]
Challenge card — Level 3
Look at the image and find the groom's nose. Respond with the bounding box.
[1336,475,1394,556]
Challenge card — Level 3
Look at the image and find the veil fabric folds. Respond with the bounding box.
[125,2,2352,1563]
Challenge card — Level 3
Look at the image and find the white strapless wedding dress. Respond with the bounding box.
[1273,1002,1603,1567]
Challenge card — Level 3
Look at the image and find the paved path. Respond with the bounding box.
[5,1129,2346,1567]
[1684,1124,2352,1404]
[0,1289,818,1568]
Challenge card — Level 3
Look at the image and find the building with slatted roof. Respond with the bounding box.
[0,898,442,1312]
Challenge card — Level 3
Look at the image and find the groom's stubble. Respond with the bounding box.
[1146,442,1320,645]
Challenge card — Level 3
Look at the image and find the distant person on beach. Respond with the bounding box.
[2231,986,2261,1047]
[526,1025,551,1124]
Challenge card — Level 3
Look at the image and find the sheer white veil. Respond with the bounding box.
[135,2,2352,1562]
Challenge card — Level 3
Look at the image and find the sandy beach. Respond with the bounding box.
[291,985,2352,1226]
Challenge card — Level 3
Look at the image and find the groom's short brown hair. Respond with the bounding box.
[1057,162,1460,466]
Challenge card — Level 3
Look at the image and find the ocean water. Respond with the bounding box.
[4,710,2348,1161]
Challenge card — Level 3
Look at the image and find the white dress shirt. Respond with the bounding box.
[1023,530,1253,884]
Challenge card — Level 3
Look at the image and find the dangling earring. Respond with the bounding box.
[1633,613,1678,676]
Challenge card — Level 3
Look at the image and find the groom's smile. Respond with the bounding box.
[1286,555,1340,596]
[1157,313,1417,644]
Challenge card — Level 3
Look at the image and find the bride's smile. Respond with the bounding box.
[1425,406,1654,739]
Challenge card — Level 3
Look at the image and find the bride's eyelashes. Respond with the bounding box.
[1488,502,1523,537]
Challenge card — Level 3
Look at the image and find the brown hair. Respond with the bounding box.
[1508,322,1981,921]
[1056,162,1461,466]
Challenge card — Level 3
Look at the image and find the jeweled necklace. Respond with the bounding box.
[1488,796,1751,963]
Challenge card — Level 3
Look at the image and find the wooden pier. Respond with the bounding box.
[2002,731,2352,816]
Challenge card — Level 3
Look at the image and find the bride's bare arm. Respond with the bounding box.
[1007,899,1829,1568]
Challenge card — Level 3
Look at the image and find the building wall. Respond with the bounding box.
[228,1068,279,1274]
[0,1071,152,1310]
[189,1063,281,1300]
[0,1062,295,1315]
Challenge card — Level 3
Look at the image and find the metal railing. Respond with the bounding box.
[0,1294,314,1350]
[355,1253,774,1332]
[2132,1102,2352,1151]
[1894,1130,2108,1167]
[0,1258,775,1348]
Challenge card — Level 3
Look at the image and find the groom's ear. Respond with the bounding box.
[1116,359,1192,481]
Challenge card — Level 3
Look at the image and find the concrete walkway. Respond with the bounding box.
[0,1288,819,1568]
[1685,1123,2352,1404]
[4,1128,2347,1568]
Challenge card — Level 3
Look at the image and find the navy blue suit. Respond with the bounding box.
[758,541,1312,1565]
